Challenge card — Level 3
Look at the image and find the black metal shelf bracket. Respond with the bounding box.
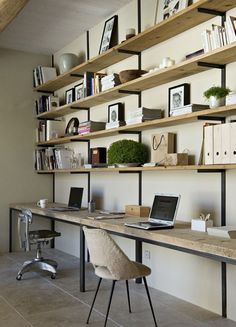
[118,90,141,95]
[197,62,226,69]
[70,73,83,78]
[118,49,140,55]
[198,116,226,122]
[36,90,53,94]
[198,8,225,17]
[70,106,90,110]
[197,169,225,173]
[71,139,89,143]
[118,130,142,142]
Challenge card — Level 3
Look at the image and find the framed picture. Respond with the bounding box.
[156,0,189,24]
[74,83,84,101]
[65,117,79,136]
[168,83,190,115]
[108,103,124,123]
[65,88,74,104]
[99,15,118,54]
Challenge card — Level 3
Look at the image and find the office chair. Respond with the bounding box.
[16,209,61,280]
[83,227,158,327]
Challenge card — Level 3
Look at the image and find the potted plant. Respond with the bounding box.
[203,86,231,108]
[108,139,148,166]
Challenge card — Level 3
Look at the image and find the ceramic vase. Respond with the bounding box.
[59,53,78,74]
[209,96,225,108]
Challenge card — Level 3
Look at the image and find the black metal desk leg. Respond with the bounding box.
[222,262,227,317]
[136,240,142,284]
[80,226,85,292]
[51,220,55,248]
[9,208,13,253]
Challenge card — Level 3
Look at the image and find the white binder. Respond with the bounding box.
[204,125,214,165]
[230,122,236,163]
[213,124,222,164]
[221,123,231,164]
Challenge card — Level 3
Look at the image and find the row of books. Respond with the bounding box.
[35,147,73,170]
[201,16,236,53]
[35,95,60,115]
[33,66,57,88]
[83,72,120,97]
[79,121,106,134]
[101,73,120,92]
[126,107,162,125]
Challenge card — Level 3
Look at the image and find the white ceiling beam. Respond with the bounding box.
[0,0,29,32]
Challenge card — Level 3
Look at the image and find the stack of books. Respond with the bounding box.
[101,74,120,92]
[78,121,106,134]
[35,95,60,115]
[106,121,126,129]
[201,16,236,53]
[35,147,73,170]
[170,104,209,117]
[126,107,162,125]
[33,66,57,87]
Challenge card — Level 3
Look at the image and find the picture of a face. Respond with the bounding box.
[111,109,117,122]
[172,91,182,108]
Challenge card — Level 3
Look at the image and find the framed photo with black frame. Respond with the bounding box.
[74,82,84,101]
[65,88,74,104]
[99,15,118,54]
[156,0,189,24]
[108,103,124,123]
[168,83,190,116]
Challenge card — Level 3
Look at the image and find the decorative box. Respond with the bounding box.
[125,205,150,217]
[191,219,213,232]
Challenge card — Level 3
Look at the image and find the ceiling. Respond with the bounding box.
[0,0,131,55]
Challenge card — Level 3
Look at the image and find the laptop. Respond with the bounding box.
[125,193,180,230]
[49,187,84,211]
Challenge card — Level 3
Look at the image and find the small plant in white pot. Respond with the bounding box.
[203,86,231,108]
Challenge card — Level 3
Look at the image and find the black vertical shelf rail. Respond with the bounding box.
[221,12,227,319]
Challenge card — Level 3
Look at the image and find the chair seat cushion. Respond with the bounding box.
[95,261,151,280]
[29,230,61,241]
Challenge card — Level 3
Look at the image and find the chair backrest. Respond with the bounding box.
[83,227,139,280]
[18,209,33,251]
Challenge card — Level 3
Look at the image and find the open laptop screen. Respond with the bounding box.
[68,187,83,209]
[149,194,179,222]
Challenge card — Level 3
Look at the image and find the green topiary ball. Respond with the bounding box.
[108,139,148,165]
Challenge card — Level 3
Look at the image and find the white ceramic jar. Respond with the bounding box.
[59,53,78,74]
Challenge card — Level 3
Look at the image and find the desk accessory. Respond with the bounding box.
[207,226,236,238]
[37,199,48,208]
[191,213,213,232]
[125,205,150,217]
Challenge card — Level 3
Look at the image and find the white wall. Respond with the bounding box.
[0,48,53,252]
[52,0,236,320]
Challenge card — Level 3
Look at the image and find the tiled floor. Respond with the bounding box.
[0,249,236,327]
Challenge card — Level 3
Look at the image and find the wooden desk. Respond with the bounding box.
[9,203,236,317]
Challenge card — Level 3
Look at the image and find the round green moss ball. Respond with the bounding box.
[108,139,148,165]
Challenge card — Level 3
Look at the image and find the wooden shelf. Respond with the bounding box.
[36,42,236,119]
[34,0,235,93]
[36,104,236,146]
[36,164,236,174]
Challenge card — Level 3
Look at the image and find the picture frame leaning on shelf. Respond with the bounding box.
[168,83,190,116]
[99,15,118,54]
[155,0,189,24]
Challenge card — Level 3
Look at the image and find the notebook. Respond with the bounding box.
[125,193,180,230]
[49,187,84,211]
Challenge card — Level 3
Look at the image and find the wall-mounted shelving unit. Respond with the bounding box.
[34,0,236,318]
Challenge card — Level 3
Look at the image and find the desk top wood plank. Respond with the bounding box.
[10,203,236,262]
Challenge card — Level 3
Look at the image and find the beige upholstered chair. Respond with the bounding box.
[83,227,158,327]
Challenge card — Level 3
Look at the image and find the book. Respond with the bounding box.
[46,120,65,141]
[170,104,209,117]
[185,48,204,60]
[106,121,126,129]
[128,107,162,119]
[207,226,236,239]
[40,66,57,84]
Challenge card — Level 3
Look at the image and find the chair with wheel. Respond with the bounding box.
[83,226,158,327]
[16,209,61,280]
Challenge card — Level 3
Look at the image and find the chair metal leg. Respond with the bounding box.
[104,280,116,327]
[143,277,158,327]
[126,280,132,313]
[87,278,102,324]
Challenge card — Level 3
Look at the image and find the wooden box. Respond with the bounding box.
[125,205,150,217]
[91,147,106,165]
[164,153,188,166]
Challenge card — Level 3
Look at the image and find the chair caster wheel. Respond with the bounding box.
[16,274,22,281]
[51,273,56,279]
